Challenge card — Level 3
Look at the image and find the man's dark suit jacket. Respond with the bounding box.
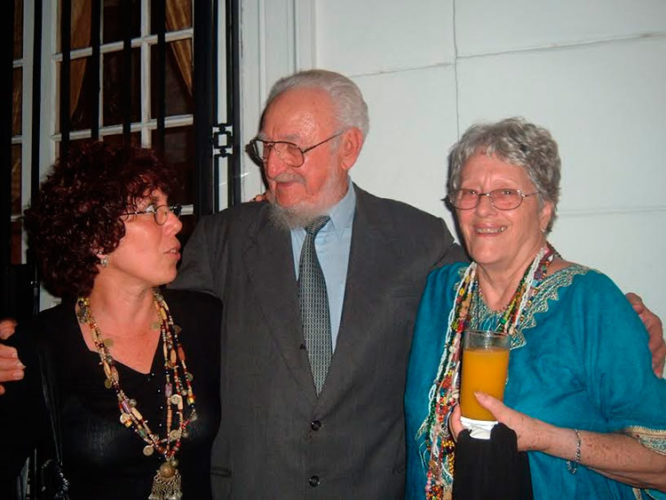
[171,185,466,498]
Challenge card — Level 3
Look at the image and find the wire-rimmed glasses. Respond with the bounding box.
[124,204,183,225]
[247,131,344,168]
[448,188,538,210]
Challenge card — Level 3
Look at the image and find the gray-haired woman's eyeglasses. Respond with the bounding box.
[448,188,538,210]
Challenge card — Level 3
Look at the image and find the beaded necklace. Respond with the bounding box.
[419,243,557,499]
[76,289,196,500]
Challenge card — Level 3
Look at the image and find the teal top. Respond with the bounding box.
[405,262,666,499]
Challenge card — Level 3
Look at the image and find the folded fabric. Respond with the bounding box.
[453,423,533,500]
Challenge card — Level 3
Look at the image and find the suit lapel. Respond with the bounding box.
[243,209,318,403]
[320,188,402,404]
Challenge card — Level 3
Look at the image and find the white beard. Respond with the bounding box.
[267,201,329,230]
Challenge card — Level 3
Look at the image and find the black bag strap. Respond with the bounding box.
[36,344,70,499]
[37,349,63,463]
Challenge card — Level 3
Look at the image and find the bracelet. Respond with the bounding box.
[566,429,581,474]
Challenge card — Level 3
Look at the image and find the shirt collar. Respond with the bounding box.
[326,181,356,235]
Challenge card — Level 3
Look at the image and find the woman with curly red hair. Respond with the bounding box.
[0,142,221,499]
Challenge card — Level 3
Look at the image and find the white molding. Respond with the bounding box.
[40,0,57,179]
[49,114,194,141]
[51,30,195,62]
[238,0,317,200]
[20,0,34,223]
[294,0,315,70]
[140,0,151,146]
[216,0,229,209]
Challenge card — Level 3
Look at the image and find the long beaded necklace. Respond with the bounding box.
[76,289,196,500]
[419,243,557,499]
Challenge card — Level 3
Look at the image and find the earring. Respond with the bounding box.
[100,256,109,268]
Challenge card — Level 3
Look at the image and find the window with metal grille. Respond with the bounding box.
[56,0,197,233]
[3,0,240,316]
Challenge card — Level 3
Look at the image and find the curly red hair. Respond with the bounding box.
[24,142,179,298]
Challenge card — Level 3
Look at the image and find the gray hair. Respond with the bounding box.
[266,69,370,138]
[448,117,561,233]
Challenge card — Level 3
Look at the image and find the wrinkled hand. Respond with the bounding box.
[0,319,23,395]
[626,293,665,377]
[471,392,551,452]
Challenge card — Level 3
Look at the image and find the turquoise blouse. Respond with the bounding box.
[405,262,666,499]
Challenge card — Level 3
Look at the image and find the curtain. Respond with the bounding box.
[69,0,92,118]
[166,0,193,96]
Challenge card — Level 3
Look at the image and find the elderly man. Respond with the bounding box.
[0,70,664,498]
[170,69,465,497]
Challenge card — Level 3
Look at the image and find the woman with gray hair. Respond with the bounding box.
[404,117,666,499]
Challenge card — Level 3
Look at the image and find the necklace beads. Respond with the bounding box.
[76,290,195,499]
[421,244,557,499]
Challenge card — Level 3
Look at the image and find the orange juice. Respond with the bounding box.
[460,347,510,421]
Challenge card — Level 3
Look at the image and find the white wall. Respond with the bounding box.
[239,0,666,323]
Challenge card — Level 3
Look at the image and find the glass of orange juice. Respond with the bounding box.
[459,330,510,438]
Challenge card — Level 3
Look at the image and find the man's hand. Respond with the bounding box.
[626,293,665,377]
[0,319,23,395]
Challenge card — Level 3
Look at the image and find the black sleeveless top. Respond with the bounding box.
[0,289,222,500]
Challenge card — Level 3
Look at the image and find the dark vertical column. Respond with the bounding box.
[193,0,214,215]
[60,0,71,159]
[154,0,166,154]
[226,0,241,207]
[0,0,15,316]
[90,0,101,140]
[29,0,44,315]
[121,0,132,147]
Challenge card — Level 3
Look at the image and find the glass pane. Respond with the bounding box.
[102,132,141,148]
[154,126,195,240]
[151,0,193,33]
[56,57,99,133]
[11,145,22,264]
[150,40,193,118]
[152,126,194,204]
[11,220,23,265]
[103,0,140,44]
[13,0,23,59]
[11,145,21,216]
[102,48,141,126]
[71,0,91,50]
[70,56,93,131]
[12,68,22,136]
[57,0,93,51]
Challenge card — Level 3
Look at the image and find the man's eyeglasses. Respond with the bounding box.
[447,188,538,210]
[124,204,182,225]
[247,131,344,168]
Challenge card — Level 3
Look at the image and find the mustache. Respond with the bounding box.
[270,172,304,184]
